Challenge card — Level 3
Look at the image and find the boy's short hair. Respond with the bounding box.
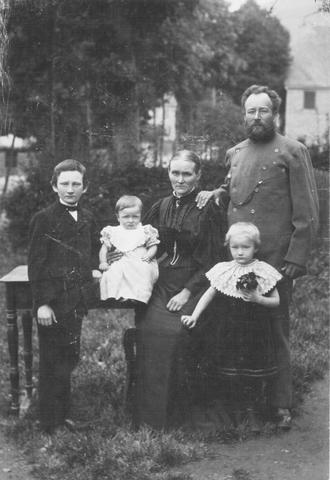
[115,195,143,214]
[225,222,261,248]
[50,159,87,187]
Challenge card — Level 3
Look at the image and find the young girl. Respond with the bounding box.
[99,195,159,304]
[181,222,282,432]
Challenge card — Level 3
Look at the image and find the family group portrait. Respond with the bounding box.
[0,0,329,479]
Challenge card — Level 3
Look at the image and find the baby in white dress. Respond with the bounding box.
[99,195,159,304]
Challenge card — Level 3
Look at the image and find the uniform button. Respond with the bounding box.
[254,188,259,193]
[274,148,279,153]
[250,209,255,214]
[258,180,263,185]
[262,166,267,170]
[273,161,277,165]
[235,148,240,153]
[233,207,237,212]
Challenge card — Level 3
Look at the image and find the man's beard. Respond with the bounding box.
[245,119,276,143]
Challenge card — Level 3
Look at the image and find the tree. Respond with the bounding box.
[6,0,243,166]
[225,0,291,103]
[318,0,330,12]
[6,0,205,166]
[180,93,245,162]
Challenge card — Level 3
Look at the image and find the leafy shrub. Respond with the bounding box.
[3,157,226,249]
[290,240,329,404]
[309,143,329,171]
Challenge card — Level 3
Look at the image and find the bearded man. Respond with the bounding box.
[196,84,319,430]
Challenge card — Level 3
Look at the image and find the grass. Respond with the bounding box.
[0,227,328,480]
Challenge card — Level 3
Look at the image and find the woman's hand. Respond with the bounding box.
[181,315,197,329]
[166,288,191,312]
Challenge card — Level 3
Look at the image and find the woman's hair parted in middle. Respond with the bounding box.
[115,195,143,214]
[168,149,202,173]
[225,222,261,248]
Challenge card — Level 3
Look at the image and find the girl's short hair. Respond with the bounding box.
[225,222,261,247]
[115,195,143,214]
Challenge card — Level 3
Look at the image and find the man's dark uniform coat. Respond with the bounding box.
[28,201,99,431]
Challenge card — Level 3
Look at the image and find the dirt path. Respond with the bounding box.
[0,436,34,480]
[0,376,328,480]
[175,374,329,480]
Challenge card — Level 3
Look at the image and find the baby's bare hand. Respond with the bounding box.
[141,255,151,263]
[99,262,110,271]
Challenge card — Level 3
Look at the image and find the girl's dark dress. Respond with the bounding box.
[135,190,226,430]
[206,260,282,380]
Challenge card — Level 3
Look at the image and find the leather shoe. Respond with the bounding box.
[63,418,77,432]
[276,408,292,431]
[246,408,261,434]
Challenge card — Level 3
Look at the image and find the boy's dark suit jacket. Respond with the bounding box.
[28,201,99,328]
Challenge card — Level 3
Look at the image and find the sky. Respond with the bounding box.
[227,0,321,33]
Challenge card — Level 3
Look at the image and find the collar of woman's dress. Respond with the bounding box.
[172,188,198,207]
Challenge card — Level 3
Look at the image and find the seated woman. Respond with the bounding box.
[134,149,227,430]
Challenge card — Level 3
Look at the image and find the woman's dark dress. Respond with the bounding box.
[135,190,226,430]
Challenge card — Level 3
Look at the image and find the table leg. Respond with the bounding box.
[6,285,19,414]
[21,310,33,398]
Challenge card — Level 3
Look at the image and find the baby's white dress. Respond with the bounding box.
[100,223,159,303]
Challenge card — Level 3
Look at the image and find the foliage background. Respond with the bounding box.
[3,0,291,166]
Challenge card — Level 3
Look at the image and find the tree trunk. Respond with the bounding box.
[85,81,93,152]
[111,9,140,167]
[49,2,58,162]
[159,97,165,166]
[112,91,140,167]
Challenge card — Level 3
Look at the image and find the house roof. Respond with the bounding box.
[285,15,330,89]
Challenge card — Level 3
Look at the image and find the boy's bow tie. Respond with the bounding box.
[64,205,78,212]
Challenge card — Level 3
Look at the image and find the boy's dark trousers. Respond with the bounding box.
[37,308,83,433]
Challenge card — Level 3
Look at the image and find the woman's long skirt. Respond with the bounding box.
[134,263,208,430]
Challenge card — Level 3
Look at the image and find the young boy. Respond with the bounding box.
[28,159,99,434]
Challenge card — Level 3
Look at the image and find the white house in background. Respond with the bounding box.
[285,13,330,146]
[143,94,177,167]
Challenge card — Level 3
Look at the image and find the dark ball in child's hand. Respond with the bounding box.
[236,272,258,291]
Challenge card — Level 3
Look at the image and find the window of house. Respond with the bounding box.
[303,91,316,109]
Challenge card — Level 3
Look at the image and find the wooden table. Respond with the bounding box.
[0,266,33,414]
[0,266,135,415]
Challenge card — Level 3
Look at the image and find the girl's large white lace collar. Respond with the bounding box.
[206,259,282,299]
